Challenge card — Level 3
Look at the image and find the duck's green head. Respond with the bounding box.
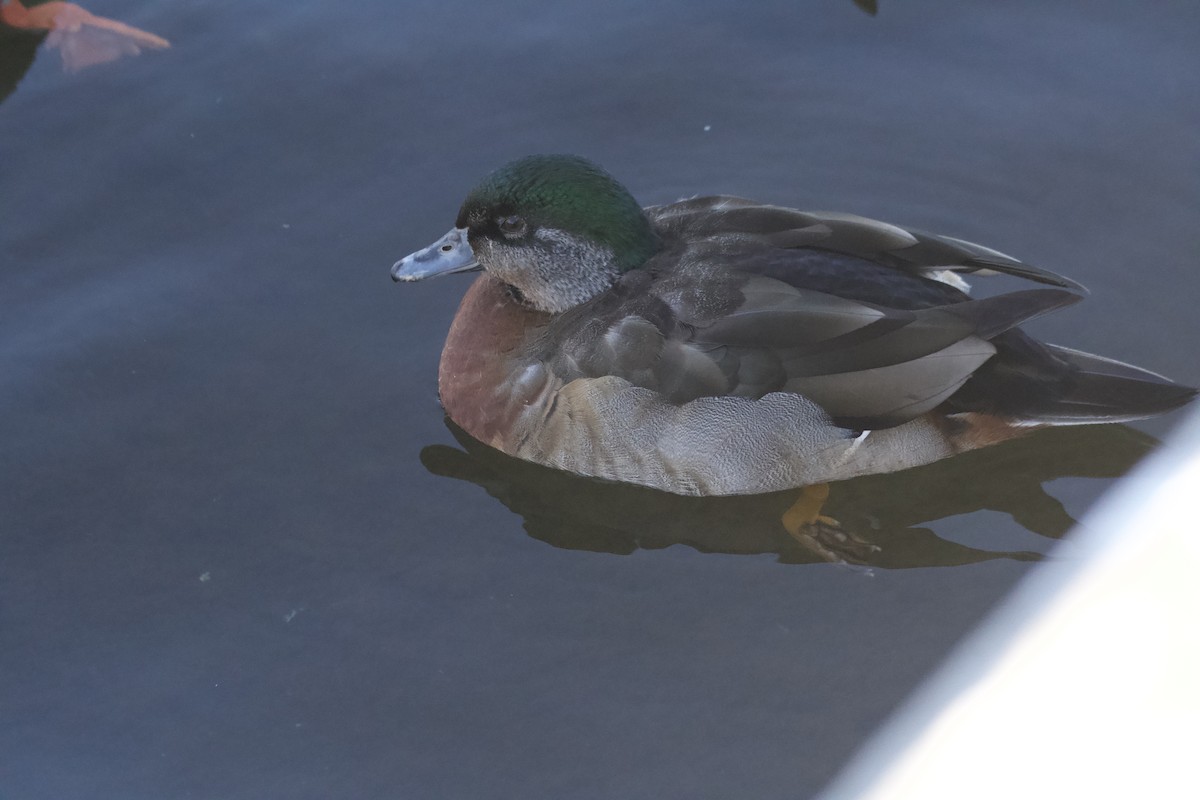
[392,155,659,313]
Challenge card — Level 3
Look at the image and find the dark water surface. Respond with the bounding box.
[2,1,1198,798]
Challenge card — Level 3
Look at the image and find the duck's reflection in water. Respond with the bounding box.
[420,420,1154,567]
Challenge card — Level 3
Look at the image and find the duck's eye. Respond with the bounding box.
[497,215,527,237]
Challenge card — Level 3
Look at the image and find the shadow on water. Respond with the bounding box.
[421,420,1155,567]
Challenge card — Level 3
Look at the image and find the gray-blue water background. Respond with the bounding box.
[2,1,1198,798]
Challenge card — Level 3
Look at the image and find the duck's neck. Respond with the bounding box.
[438,275,551,447]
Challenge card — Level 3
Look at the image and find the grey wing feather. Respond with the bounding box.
[549,198,1089,428]
[647,197,1087,292]
[684,278,1080,426]
[547,259,1080,429]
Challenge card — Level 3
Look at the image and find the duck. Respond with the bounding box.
[391,154,1196,498]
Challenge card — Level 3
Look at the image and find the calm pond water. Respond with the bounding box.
[2,1,1197,798]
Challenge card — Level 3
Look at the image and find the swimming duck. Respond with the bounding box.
[392,154,1195,497]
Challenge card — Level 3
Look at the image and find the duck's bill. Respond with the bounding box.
[391,227,481,282]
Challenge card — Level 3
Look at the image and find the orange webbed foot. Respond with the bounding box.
[781,483,882,565]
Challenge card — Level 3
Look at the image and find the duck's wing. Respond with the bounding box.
[674,274,1081,429]
[647,196,1087,293]
[543,268,1081,430]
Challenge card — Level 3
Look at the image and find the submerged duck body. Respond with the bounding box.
[393,155,1194,496]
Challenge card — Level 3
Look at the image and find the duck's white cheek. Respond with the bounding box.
[472,238,497,265]
[475,239,523,281]
[474,239,520,281]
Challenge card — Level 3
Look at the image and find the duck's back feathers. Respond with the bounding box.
[647,196,1087,293]
[517,197,1191,443]
[537,248,1083,432]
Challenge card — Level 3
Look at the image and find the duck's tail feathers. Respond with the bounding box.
[1011,344,1197,426]
[947,288,1082,339]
